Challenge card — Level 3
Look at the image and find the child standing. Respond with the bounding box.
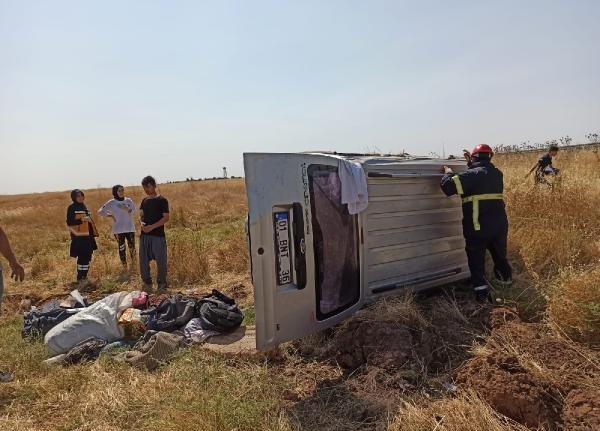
[528,144,560,184]
[98,185,137,268]
[138,176,170,292]
[66,189,98,284]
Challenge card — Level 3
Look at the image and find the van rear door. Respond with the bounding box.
[244,153,363,349]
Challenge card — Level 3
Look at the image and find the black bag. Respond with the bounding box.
[195,289,244,333]
[142,295,196,332]
[22,301,72,338]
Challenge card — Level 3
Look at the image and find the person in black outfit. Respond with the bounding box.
[528,144,560,184]
[66,189,98,283]
[440,144,512,300]
[138,176,170,292]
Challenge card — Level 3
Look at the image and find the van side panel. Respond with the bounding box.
[362,166,469,297]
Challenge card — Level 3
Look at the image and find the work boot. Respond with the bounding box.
[493,269,512,288]
[473,286,492,303]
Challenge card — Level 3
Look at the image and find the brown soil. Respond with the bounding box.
[456,351,562,428]
[319,294,491,379]
[293,296,600,431]
[291,291,495,426]
[456,307,600,430]
[562,388,600,431]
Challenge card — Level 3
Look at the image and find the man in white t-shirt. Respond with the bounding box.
[98,185,137,267]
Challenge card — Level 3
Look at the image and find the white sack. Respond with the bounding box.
[44,291,135,357]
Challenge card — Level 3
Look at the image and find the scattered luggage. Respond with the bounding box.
[24,289,245,370]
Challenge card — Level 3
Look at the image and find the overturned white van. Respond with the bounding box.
[244,153,469,349]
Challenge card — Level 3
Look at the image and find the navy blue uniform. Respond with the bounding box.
[440,159,512,291]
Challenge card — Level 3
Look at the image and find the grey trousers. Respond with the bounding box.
[139,234,168,286]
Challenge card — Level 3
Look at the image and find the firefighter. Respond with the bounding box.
[440,144,512,300]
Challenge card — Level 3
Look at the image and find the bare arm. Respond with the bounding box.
[0,226,25,281]
[68,226,90,237]
[141,213,170,233]
[526,162,538,176]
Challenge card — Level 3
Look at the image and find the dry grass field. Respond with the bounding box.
[0,147,599,430]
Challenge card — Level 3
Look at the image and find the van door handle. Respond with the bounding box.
[292,203,307,289]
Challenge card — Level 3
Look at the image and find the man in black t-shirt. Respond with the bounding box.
[139,175,170,291]
[528,145,560,184]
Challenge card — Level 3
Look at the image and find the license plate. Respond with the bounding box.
[274,212,292,285]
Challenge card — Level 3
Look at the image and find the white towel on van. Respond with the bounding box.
[338,160,368,214]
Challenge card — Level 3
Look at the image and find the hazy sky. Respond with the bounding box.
[1,0,599,194]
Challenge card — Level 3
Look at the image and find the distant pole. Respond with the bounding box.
[222,167,228,178]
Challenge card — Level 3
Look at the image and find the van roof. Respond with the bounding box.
[305,152,463,169]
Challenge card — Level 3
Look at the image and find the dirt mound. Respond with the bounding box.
[456,307,600,430]
[297,298,600,430]
[562,388,600,431]
[456,352,562,428]
[309,293,491,381]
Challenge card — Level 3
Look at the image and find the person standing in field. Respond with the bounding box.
[527,144,560,184]
[440,144,512,301]
[66,189,98,284]
[98,185,137,268]
[138,176,170,292]
[0,225,25,314]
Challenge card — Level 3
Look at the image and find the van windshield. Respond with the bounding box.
[308,164,360,320]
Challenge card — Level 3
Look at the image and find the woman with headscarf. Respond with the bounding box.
[66,189,98,283]
[98,185,137,267]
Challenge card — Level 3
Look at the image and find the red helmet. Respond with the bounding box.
[471,144,493,157]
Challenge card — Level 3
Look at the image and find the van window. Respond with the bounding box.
[308,165,360,320]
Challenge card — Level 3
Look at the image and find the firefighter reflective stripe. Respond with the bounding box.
[461,193,504,231]
[451,175,464,194]
[461,193,504,204]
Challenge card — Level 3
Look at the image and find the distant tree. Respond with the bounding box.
[559,136,572,146]
[586,133,599,144]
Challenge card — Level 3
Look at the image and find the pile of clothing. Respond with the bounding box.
[22,289,244,371]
